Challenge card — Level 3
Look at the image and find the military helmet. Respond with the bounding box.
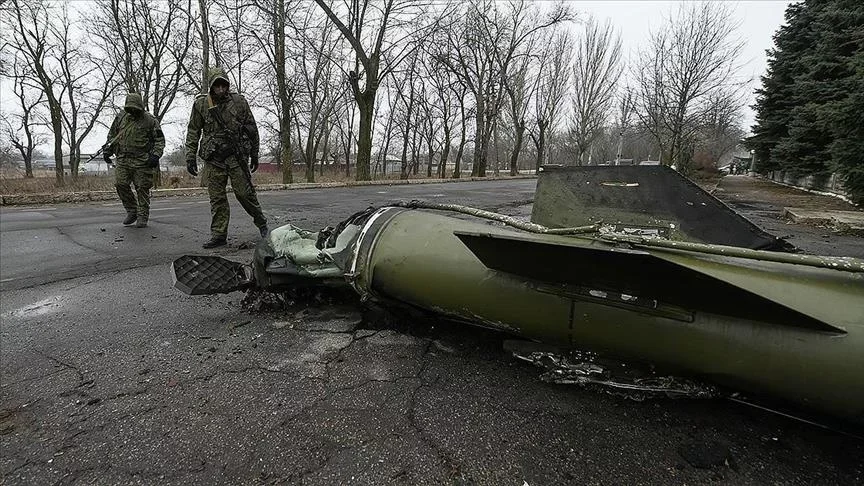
[208,67,231,91]
[124,93,145,112]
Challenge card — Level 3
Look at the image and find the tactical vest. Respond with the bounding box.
[110,112,158,159]
[197,94,250,162]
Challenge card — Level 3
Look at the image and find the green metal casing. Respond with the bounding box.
[351,208,864,423]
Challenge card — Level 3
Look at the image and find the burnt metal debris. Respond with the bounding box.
[171,166,864,427]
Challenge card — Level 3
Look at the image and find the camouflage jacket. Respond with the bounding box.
[103,93,165,162]
[184,92,260,166]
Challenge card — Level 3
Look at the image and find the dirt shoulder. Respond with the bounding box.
[713,175,863,258]
[0,174,537,206]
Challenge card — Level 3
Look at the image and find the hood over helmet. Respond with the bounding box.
[208,67,231,92]
[124,93,145,113]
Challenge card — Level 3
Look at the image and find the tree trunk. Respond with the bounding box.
[472,100,485,177]
[304,133,315,183]
[454,107,467,179]
[535,120,547,171]
[199,0,209,93]
[355,91,375,181]
[305,159,315,182]
[510,120,524,176]
[411,124,420,175]
[51,109,64,187]
[400,131,409,180]
[438,130,451,179]
[492,120,500,177]
[69,149,81,181]
[281,115,293,184]
[320,129,329,177]
[426,138,433,178]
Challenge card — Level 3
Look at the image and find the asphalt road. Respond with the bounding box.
[1,179,862,485]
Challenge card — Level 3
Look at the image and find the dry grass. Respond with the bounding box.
[0,166,486,194]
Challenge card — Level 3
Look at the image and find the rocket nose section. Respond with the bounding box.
[171,255,254,295]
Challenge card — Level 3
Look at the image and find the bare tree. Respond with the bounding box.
[91,0,195,119]
[389,49,421,180]
[288,6,346,182]
[312,0,447,181]
[696,86,746,168]
[199,0,210,92]
[252,0,300,183]
[530,29,572,171]
[448,82,473,179]
[569,16,622,165]
[633,3,745,173]
[335,101,357,177]
[422,51,461,178]
[54,3,120,179]
[3,56,47,178]
[417,83,441,178]
[209,0,261,93]
[438,0,570,177]
[503,50,536,175]
[7,0,66,185]
[614,87,634,164]
[373,85,398,177]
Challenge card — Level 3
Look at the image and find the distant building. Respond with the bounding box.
[80,160,113,174]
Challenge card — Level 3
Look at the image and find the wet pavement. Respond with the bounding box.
[2,178,863,485]
[713,175,864,257]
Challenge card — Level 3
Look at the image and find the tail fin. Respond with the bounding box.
[531,165,792,251]
[455,231,846,334]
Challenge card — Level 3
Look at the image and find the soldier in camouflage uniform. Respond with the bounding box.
[185,68,268,249]
[103,93,165,228]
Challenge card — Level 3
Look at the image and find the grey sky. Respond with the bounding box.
[569,0,789,127]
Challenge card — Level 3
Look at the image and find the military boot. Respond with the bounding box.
[135,218,148,228]
[202,236,227,249]
[123,212,137,225]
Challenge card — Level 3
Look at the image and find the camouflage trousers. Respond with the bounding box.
[115,160,154,221]
[205,156,267,238]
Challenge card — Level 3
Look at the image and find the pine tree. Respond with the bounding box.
[750,0,864,203]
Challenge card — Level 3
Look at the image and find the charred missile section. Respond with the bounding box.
[171,255,253,295]
[171,166,864,427]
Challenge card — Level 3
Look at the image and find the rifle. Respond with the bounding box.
[86,111,136,167]
[85,145,111,166]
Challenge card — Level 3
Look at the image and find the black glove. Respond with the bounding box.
[148,154,160,168]
[103,152,113,165]
[186,159,198,176]
[249,154,259,173]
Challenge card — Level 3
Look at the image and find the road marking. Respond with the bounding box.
[18,207,58,212]
[150,207,179,211]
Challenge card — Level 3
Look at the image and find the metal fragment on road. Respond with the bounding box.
[171,254,253,295]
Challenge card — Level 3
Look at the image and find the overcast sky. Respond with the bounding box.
[1,0,791,154]
[570,0,790,129]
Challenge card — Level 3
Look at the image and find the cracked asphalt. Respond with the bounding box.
[2,178,863,485]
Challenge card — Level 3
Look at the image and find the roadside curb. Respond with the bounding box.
[0,175,537,206]
[783,207,864,236]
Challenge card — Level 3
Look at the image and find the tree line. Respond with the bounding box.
[1,0,749,187]
[749,0,864,204]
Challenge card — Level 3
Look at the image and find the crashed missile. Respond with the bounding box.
[171,167,864,426]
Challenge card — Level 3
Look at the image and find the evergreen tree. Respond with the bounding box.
[749,0,864,203]
[749,2,814,172]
